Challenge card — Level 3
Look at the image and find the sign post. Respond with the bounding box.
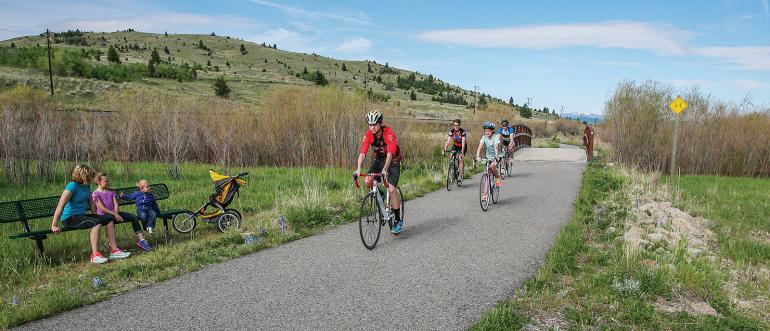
[668,95,687,177]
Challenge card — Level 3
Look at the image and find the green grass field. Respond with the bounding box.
[668,175,770,265]
[0,158,451,328]
[472,164,769,330]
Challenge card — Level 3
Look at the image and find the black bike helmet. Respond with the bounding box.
[501,119,509,126]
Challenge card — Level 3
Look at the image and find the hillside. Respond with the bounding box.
[0,30,563,122]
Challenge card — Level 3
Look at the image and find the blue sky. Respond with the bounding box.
[1,0,768,114]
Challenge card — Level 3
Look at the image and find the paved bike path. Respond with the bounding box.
[19,148,586,331]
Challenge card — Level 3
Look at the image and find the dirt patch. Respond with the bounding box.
[654,295,719,317]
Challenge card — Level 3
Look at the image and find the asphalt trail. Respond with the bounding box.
[18,148,586,331]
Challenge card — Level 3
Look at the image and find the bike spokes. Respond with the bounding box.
[359,192,382,249]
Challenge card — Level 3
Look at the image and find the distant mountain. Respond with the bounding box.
[561,112,603,124]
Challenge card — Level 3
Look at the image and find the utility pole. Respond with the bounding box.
[46,29,54,95]
[526,97,531,106]
[473,85,479,114]
[560,106,564,118]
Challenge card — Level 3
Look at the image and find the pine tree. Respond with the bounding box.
[150,49,161,64]
[206,59,211,66]
[509,97,514,105]
[214,76,230,97]
[367,62,373,73]
[147,60,156,77]
[226,60,230,68]
[107,45,120,63]
[10,42,15,49]
[410,90,417,101]
[163,46,170,54]
[302,66,309,75]
[272,44,277,49]
[341,63,347,71]
[314,70,328,86]
[164,31,168,37]
[240,43,247,55]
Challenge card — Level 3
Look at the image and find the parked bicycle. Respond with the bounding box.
[353,173,404,249]
[444,149,463,190]
[474,159,500,211]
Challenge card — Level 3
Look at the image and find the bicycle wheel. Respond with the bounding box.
[491,179,500,204]
[172,211,197,233]
[446,159,455,191]
[396,186,404,228]
[456,162,463,187]
[479,173,489,211]
[359,192,382,250]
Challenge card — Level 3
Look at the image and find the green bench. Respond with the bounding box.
[0,183,186,254]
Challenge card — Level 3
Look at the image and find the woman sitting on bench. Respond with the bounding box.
[50,165,131,264]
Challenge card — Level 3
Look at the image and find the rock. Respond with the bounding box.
[672,217,697,235]
[647,232,664,243]
[624,225,649,248]
[688,301,718,316]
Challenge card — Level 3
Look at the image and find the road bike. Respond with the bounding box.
[474,159,500,211]
[444,150,464,191]
[499,145,513,178]
[353,173,404,250]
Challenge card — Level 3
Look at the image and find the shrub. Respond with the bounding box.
[603,80,770,176]
[214,76,230,97]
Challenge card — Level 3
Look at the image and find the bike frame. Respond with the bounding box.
[354,173,394,223]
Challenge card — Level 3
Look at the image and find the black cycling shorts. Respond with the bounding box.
[451,144,467,155]
[368,160,400,187]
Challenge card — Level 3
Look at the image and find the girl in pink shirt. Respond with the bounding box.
[92,173,151,251]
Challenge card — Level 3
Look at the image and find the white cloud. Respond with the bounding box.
[588,60,641,67]
[664,79,712,87]
[417,21,694,55]
[59,12,262,33]
[696,47,770,71]
[247,0,375,26]
[246,28,325,53]
[335,37,372,53]
[0,1,263,39]
[735,79,767,89]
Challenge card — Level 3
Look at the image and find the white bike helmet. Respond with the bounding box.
[483,121,495,130]
[365,109,383,124]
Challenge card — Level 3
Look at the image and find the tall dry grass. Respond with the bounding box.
[0,85,437,183]
[603,80,770,176]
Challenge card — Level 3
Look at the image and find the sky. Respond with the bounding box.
[1,0,768,114]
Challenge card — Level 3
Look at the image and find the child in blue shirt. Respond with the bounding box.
[120,179,161,234]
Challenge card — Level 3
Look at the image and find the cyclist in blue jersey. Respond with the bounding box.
[497,119,515,159]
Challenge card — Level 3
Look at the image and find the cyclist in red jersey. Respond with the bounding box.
[354,110,404,234]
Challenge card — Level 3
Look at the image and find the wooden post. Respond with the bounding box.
[46,29,54,95]
[670,113,680,177]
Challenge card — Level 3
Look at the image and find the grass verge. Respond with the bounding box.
[472,161,768,330]
[0,157,454,328]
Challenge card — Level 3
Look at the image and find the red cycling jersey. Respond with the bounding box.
[360,126,401,163]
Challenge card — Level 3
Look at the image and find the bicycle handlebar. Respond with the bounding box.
[352,173,390,189]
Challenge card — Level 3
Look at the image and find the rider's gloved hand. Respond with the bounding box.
[441,150,445,156]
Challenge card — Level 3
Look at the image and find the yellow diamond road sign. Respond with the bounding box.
[669,96,687,114]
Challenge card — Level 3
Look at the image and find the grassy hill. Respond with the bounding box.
[0,30,558,121]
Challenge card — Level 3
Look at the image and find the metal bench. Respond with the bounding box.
[0,183,186,254]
